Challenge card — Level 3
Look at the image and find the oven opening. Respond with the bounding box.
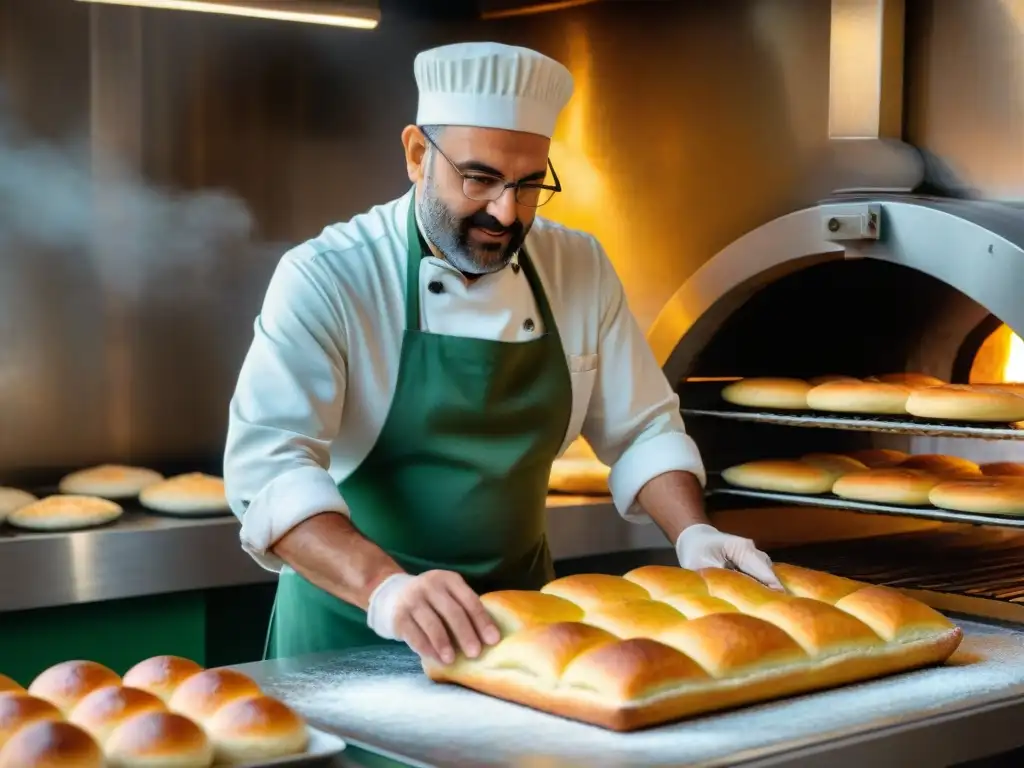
[672,258,1024,624]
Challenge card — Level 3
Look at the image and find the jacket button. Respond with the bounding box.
[427,281,444,294]
[511,263,521,274]
[523,318,535,332]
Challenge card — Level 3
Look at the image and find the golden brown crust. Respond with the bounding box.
[0,720,104,767]
[929,477,1024,515]
[104,711,213,766]
[807,375,859,386]
[0,677,22,696]
[28,661,121,715]
[0,694,62,748]
[547,458,611,495]
[7,496,124,532]
[842,449,909,468]
[425,565,963,731]
[721,460,836,494]
[206,695,308,763]
[57,465,164,499]
[68,685,166,746]
[980,461,1024,477]
[720,378,812,410]
[139,473,229,515]
[869,372,947,387]
[831,468,942,506]
[800,453,869,479]
[167,669,260,726]
[806,380,912,414]
[122,656,204,705]
[898,454,981,477]
[0,488,37,520]
[906,384,1024,422]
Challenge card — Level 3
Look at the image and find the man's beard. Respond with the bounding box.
[419,174,528,276]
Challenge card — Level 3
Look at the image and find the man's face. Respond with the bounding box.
[412,126,551,276]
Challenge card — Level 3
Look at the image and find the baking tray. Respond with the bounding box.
[681,407,1024,440]
[251,621,1024,767]
[235,725,346,766]
[709,486,1024,528]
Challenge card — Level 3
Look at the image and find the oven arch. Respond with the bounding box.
[649,196,1024,386]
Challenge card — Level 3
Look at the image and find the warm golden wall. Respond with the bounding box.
[906,0,1024,200]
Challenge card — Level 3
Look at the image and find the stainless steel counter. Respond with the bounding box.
[0,495,662,612]
[235,618,1024,768]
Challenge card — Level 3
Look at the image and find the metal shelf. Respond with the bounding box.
[682,407,1024,440]
[710,487,1024,528]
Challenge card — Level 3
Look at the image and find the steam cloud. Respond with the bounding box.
[0,86,254,296]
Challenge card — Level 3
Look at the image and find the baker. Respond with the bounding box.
[223,42,781,666]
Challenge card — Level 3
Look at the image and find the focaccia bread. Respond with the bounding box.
[424,564,962,731]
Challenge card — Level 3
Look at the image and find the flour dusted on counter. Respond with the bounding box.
[258,622,1024,767]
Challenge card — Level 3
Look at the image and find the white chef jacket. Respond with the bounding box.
[224,187,706,572]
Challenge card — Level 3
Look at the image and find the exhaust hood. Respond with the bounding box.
[72,0,381,29]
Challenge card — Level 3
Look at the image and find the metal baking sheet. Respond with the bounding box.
[236,726,346,766]
[709,487,1024,528]
[681,407,1024,440]
[248,620,1024,768]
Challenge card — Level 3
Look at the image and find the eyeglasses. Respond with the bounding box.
[420,127,562,208]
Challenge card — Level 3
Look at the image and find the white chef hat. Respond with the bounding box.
[414,42,574,139]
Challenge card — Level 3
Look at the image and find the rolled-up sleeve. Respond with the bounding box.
[581,241,706,524]
[224,252,349,572]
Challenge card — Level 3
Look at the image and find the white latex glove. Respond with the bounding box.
[366,571,500,664]
[366,573,415,640]
[675,524,784,590]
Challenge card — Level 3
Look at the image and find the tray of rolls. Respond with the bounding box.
[423,562,963,732]
[0,655,345,767]
[0,464,233,534]
[712,449,1024,526]
[683,372,1024,439]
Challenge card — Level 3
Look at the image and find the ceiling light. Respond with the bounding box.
[74,0,380,29]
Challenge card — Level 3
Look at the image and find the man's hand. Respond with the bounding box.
[675,523,783,590]
[366,570,501,664]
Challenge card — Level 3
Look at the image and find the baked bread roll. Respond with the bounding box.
[206,695,308,764]
[899,454,981,478]
[905,385,1024,422]
[721,460,836,494]
[424,564,962,731]
[720,378,811,410]
[29,661,121,715]
[980,461,1024,478]
[122,656,203,704]
[929,478,1024,516]
[0,693,62,748]
[842,449,909,468]
[139,474,229,516]
[105,711,213,768]
[548,458,610,495]
[0,487,37,521]
[832,469,941,506]
[800,453,868,480]
[7,495,124,532]
[870,373,947,388]
[58,465,164,499]
[807,375,858,386]
[167,669,260,726]
[0,676,22,695]
[69,685,166,746]
[806,380,911,415]
[0,720,104,768]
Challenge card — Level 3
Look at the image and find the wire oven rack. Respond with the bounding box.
[708,486,1024,529]
[682,407,1024,440]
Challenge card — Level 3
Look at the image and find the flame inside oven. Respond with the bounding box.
[970,324,1024,384]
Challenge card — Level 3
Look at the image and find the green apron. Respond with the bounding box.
[266,195,573,658]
